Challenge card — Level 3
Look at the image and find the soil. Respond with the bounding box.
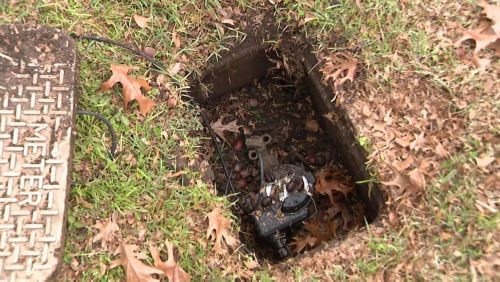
[201,67,366,260]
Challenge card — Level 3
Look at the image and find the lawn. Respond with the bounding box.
[1,0,498,280]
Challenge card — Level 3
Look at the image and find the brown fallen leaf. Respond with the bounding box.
[455,1,500,68]
[456,28,498,55]
[172,29,181,49]
[321,52,358,87]
[133,14,150,29]
[150,240,191,282]
[92,212,120,249]
[480,0,500,24]
[210,115,249,143]
[291,234,317,253]
[206,208,238,253]
[314,167,353,205]
[221,18,235,26]
[382,164,424,194]
[110,243,163,282]
[100,65,155,115]
[435,142,450,158]
[169,62,181,76]
[408,168,425,193]
[476,156,496,168]
[244,260,260,270]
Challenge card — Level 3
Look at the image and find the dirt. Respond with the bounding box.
[201,67,367,260]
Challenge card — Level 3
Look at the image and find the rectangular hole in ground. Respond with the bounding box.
[195,43,384,261]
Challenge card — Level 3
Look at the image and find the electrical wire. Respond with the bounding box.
[76,110,117,159]
[199,110,235,195]
[72,33,166,71]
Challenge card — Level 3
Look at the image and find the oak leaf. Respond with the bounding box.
[206,208,238,253]
[149,240,191,282]
[133,14,150,29]
[110,243,163,282]
[92,212,120,249]
[455,1,500,68]
[291,234,317,253]
[476,155,496,168]
[382,164,425,194]
[314,167,353,205]
[100,65,155,115]
[321,52,358,87]
[210,115,249,143]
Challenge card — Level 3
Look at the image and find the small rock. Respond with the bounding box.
[237,178,248,189]
[143,47,156,57]
[233,162,242,173]
[232,138,244,151]
[248,98,259,108]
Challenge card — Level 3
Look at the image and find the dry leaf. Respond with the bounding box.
[169,62,181,76]
[92,212,120,249]
[150,241,191,282]
[480,1,500,24]
[291,234,317,253]
[382,169,412,192]
[435,142,450,158]
[206,208,238,253]
[210,115,249,143]
[314,167,353,205]
[172,29,181,49]
[110,243,163,282]
[244,260,260,270]
[321,52,358,87]
[133,14,150,29]
[476,156,496,168]
[408,168,425,192]
[100,65,155,115]
[382,164,424,194]
[455,1,500,68]
[221,18,235,26]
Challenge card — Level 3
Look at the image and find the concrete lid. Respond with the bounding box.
[0,24,77,281]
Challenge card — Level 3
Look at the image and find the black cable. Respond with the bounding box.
[76,110,117,159]
[199,110,235,195]
[222,166,235,195]
[72,33,166,71]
